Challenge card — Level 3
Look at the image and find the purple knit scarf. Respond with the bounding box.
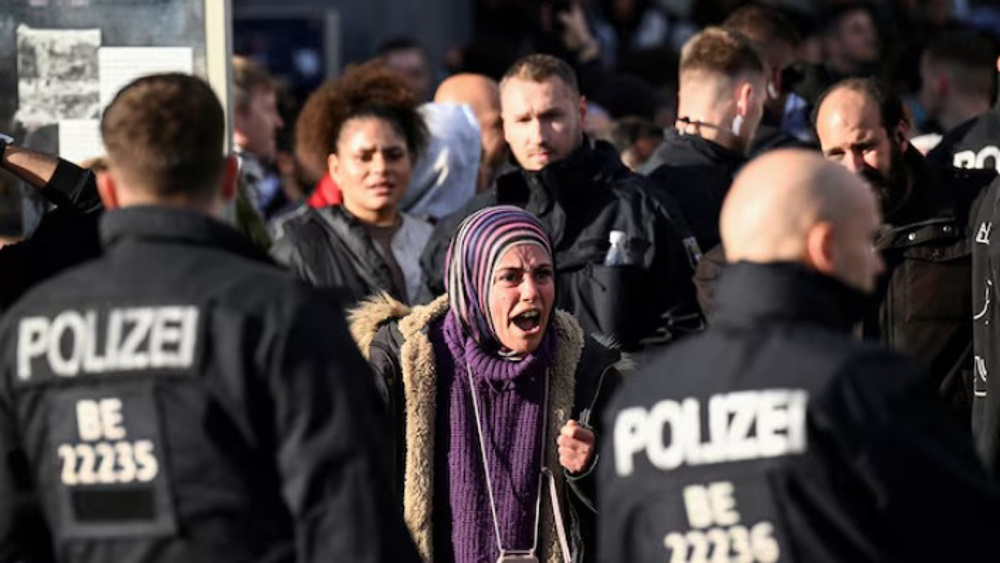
[438,310,556,563]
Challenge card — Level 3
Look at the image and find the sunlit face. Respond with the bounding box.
[329,117,412,222]
[501,76,585,171]
[235,88,284,161]
[816,89,895,180]
[831,182,884,294]
[488,244,555,354]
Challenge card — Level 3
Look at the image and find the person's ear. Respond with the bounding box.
[805,222,837,276]
[893,120,910,151]
[96,170,119,210]
[220,154,239,202]
[578,95,588,125]
[736,81,754,118]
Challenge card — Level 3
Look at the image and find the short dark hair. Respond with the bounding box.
[924,30,997,101]
[812,77,908,133]
[724,4,801,49]
[232,56,276,112]
[821,2,874,38]
[295,61,428,181]
[500,54,580,97]
[679,27,766,81]
[101,73,225,199]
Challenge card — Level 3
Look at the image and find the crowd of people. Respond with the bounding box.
[1,0,1000,562]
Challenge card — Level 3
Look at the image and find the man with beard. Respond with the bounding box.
[696,77,991,424]
[421,54,701,350]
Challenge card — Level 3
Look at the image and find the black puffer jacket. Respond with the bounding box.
[638,129,746,250]
[601,262,1000,563]
[349,294,623,563]
[421,140,702,351]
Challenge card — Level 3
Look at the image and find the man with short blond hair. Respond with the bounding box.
[641,26,768,250]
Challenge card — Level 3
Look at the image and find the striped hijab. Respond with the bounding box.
[445,205,553,349]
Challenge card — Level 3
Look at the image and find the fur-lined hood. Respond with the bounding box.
[349,293,596,562]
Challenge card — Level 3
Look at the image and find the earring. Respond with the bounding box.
[731,114,744,136]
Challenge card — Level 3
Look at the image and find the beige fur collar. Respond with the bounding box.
[353,294,585,562]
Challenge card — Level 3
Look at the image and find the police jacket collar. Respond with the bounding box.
[516,138,626,213]
[713,261,868,333]
[639,128,746,176]
[100,205,270,263]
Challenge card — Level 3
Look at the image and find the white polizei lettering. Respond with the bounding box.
[953,146,1000,174]
[614,407,651,477]
[16,306,199,379]
[82,311,106,373]
[976,146,1000,171]
[955,150,976,169]
[47,311,87,377]
[17,317,49,380]
[977,222,992,245]
[613,389,809,476]
[118,308,154,371]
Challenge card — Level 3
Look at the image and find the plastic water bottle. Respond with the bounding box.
[604,230,631,266]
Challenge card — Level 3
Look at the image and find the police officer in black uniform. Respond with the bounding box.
[601,150,1000,563]
[0,74,418,563]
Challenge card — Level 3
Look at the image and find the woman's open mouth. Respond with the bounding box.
[511,309,542,333]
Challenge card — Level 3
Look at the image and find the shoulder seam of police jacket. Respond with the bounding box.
[348,292,413,359]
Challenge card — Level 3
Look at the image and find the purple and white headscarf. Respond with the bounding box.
[445,205,553,349]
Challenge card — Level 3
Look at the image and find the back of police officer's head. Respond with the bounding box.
[919,30,997,130]
[721,149,884,293]
[98,73,237,215]
[677,27,768,155]
[499,54,586,171]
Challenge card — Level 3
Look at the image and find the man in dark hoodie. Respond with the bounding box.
[421,54,701,350]
[639,27,767,251]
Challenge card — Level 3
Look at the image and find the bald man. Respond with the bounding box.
[600,149,1000,563]
[434,73,507,190]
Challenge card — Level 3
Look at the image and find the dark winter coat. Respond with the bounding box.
[601,262,1000,563]
[349,294,624,563]
[0,206,418,563]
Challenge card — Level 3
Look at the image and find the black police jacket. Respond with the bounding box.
[639,129,746,250]
[0,206,418,563]
[600,262,1000,563]
[420,139,702,351]
[0,159,102,312]
[971,176,1000,476]
[694,149,995,426]
[926,109,1000,174]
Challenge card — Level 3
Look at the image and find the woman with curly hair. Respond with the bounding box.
[272,61,432,307]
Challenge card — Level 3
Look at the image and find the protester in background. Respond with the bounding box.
[609,116,662,171]
[434,73,508,192]
[379,37,434,102]
[232,56,287,218]
[422,54,702,350]
[352,206,622,563]
[272,62,433,308]
[641,27,767,251]
[0,72,418,563]
[924,40,1000,171]
[601,149,1000,563]
[401,73,507,223]
[723,4,816,155]
[820,2,880,79]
